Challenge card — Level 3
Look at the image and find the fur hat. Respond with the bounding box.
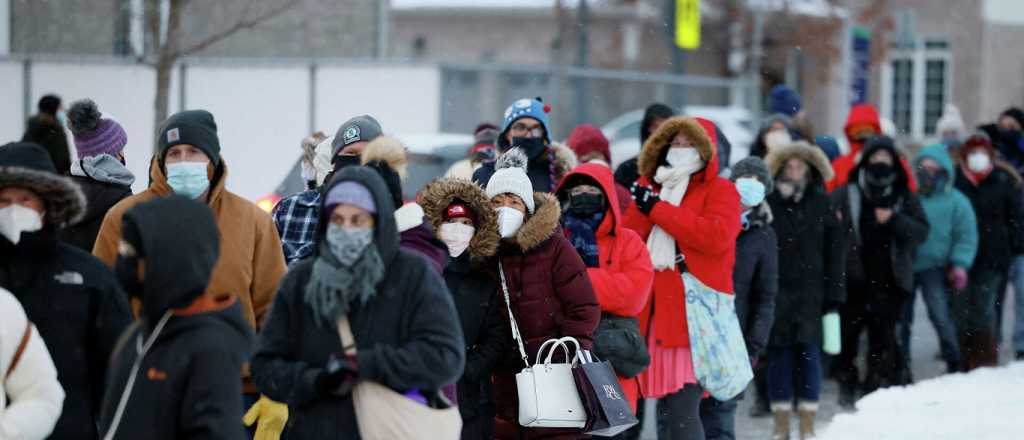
[485,148,536,213]
[0,142,86,226]
[731,157,774,194]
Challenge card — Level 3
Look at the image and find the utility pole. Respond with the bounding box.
[667,0,687,108]
[574,0,590,127]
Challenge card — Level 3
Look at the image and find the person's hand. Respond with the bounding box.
[631,182,660,215]
[243,395,288,440]
[948,266,969,291]
[875,208,894,224]
[314,353,359,397]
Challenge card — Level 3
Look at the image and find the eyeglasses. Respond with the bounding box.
[510,122,545,138]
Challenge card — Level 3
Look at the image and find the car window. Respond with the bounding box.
[613,120,642,143]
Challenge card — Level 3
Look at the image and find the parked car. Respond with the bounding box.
[600,106,755,168]
[255,133,474,212]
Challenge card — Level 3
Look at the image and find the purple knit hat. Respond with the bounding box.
[67,99,127,158]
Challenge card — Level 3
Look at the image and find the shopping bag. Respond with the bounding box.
[572,351,639,437]
[515,337,588,428]
[822,312,842,355]
[682,272,753,401]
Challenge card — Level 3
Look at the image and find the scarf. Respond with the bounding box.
[647,160,703,270]
[304,241,385,327]
[563,212,603,267]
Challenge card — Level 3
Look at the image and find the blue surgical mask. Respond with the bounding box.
[735,177,766,207]
[56,110,67,127]
[166,162,210,199]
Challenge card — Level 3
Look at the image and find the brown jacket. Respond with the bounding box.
[93,158,286,329]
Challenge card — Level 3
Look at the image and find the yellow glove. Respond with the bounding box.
[243,395,289,440]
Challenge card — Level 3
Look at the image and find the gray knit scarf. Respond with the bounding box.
[304,241,385,327]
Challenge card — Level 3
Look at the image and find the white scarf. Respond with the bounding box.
[647,151,704,270]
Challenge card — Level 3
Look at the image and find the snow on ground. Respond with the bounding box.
[821,362,1024,440]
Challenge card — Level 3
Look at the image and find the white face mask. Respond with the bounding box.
[665,147,702,169]
[0,204,44,245]
[496,206,525,239]
[439,222,475,258]
[764,129,793,151]
[967,151,992,173]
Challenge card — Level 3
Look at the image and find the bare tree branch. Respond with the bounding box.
[173,0,299,58]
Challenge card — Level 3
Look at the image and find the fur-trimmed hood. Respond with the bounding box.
[637,116,715,179]
[549,142,579,180]
[361,136,408,178]
[419,178,500,260]
[507,192,561,252]
[765,140,835,183]
[0,142,86,226]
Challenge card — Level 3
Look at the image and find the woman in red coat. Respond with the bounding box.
[624,116,742,440]
[486,148,601,440]
[555,163,655,414]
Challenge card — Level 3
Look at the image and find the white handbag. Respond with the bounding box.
[499,262,588,428]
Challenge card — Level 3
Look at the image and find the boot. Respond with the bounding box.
[798,403,818,440]
[771,404,791,440]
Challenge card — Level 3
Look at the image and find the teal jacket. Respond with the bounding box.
[913,144,979,271]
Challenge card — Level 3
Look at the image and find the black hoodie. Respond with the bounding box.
[252,166,465,440]
[98,196,253,440]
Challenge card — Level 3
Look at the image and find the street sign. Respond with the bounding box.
[676,0,701,50]
[850,26,871,105]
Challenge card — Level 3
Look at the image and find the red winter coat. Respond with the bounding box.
[556,163,655,412]
[827,104,917,192]
[491,192,601,440]
[623,117,742,350]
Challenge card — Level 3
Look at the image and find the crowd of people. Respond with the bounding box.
[0,88,1022,440]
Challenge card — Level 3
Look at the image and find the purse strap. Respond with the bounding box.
[337,316,358,356]
[5,320,32,380]
[498,261,530,369]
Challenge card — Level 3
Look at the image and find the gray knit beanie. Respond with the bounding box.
[731,156,774,194]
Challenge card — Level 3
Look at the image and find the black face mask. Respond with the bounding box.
[332,154,361,171]
[916,168,949,196]
[568,193,606,216]
[116,254,144,299]
[864,162,897,184]
[511,137,547,159]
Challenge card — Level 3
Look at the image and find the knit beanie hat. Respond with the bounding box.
[567,124,611,163]
[731,156,774,194]
[158,110,221,167]
[331,115,383,157]
[935,104,966,137]
[814,135,841,162]
[485,148,535,213]
[769,84,802,117]
[501,97,551,143]
[325,181,376,214]
[67,99,128,159]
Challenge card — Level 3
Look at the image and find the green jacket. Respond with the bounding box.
[912,144,978,271]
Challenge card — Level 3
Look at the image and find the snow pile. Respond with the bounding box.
[821,362,1024,440]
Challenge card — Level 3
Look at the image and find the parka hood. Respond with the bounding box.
[637,116,718,180]
[850,136,910,191]
[0,142,86,226]
[122,196,220,324]
[915,144,957,192]
[555,163,623,238]
[765,140,835,184]
[317,166,400,263]
[419,178,500,260]
[844,104,882,149]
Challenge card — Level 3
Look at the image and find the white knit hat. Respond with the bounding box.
[936,104,966,137]
[485,148,536,213]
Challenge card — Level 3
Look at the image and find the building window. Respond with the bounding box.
[880,38,952,139]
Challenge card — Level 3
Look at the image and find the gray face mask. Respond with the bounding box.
[326,224,374,267]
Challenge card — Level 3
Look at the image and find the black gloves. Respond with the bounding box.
[631,182,659,215]
[314,353,359,397]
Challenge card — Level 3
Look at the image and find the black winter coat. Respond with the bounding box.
[768,186,846,347]
[954,167,1024,272]
[444,255,507,421]
[732,205,778,356]
[0,227,132,440]
[252,167,465,440]
[60,175,132,252]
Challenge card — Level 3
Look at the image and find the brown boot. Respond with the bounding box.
[771,403,791,440]
[798,402,818,440]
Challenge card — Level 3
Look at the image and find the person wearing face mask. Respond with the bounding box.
[896,144,978,375]
[252,167,465,440]
[832,136,929,406]
[566,124,635,214]
[749,114,798,159]
[420,177,505,440]
[555,164,655,415]
[60,98,134,252]
[98,196,252,440]
[978,107,1024,172]
[22,94,72,175]
[484,148,600,440]
[472,97,578,193]
[761,141,843,438]
[273,115,384,265]
[705,158,778,429]
[91,109,287,431]
[624,116,742,440]
[826,104,917,193]
[0,142,132,440]
[934,104,966,152]
[953,133,1024,369]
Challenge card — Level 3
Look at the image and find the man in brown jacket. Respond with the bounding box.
[93,110,286,328]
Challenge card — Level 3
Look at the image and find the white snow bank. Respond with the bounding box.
[821,362,1024,440]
